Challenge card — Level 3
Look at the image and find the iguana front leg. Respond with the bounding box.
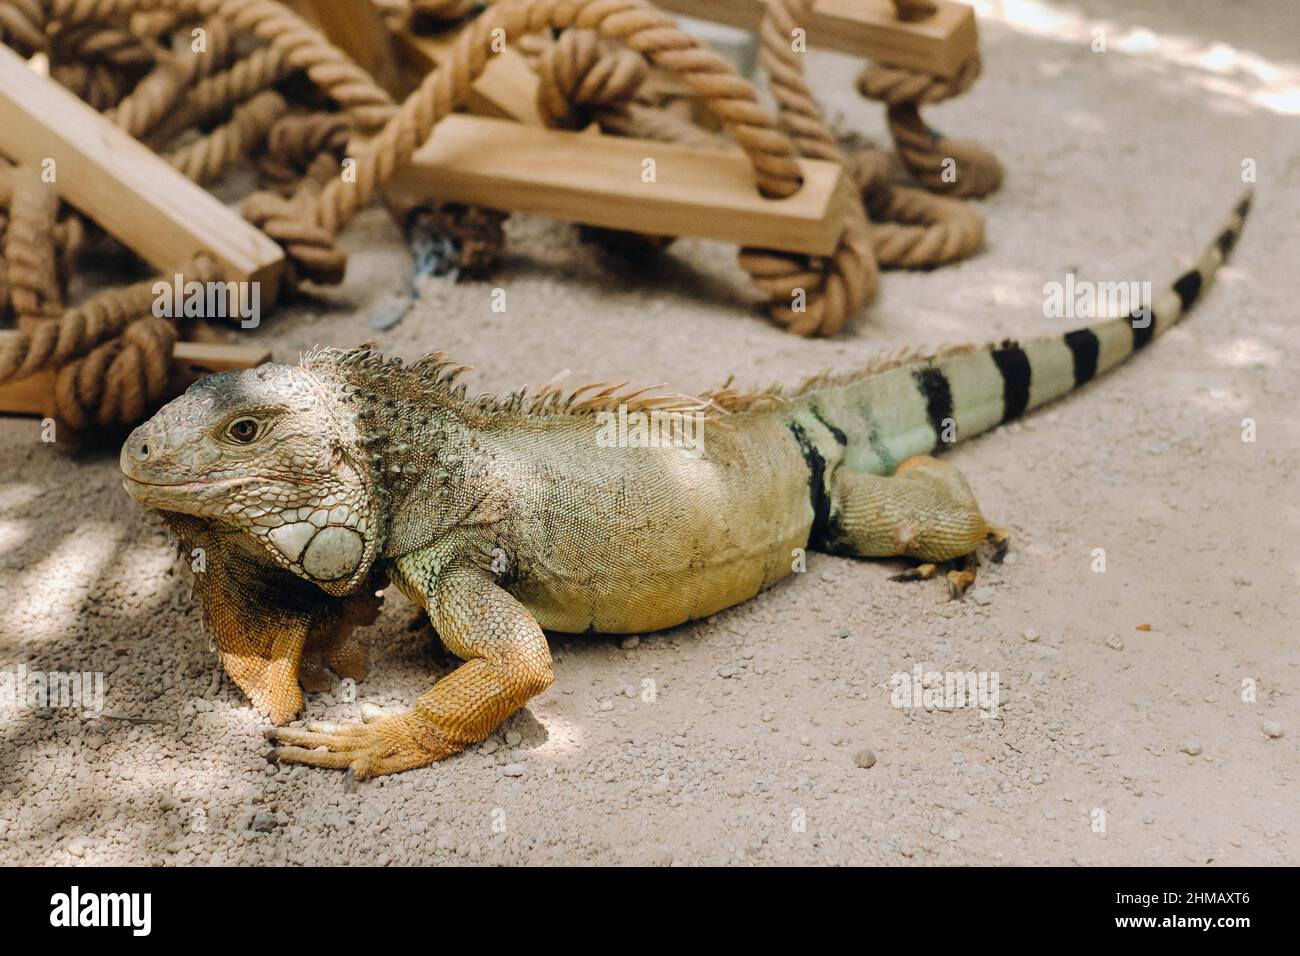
[268,559,554,779]
[168,515,376,723]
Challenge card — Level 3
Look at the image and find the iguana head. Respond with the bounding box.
[120,362,382,597]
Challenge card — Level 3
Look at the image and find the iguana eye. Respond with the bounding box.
[226,418,261,444]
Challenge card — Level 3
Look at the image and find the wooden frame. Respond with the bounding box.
[384,114,852,256]
[652,0,978,78]
[0,46,286,303]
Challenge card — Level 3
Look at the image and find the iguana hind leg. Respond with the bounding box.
[834,455,1007,597]
[269,560,553,779]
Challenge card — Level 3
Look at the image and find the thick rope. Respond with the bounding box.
[305,0,804,258]
[103,17,235,138]
[4,165,64,326]
[868,184,984,267]
[7,0,398,131]
[51,60,130,109]
[883,99,1003,198]
[168,87,287,184]
[257,110,352,194]
[0,254,217,384]
[738,0,875,336]
[532,28,675,254]
[242,180,346,288]
[535,28,648,129]
[54,313,177,427]
[158,43,292,136]
[856,51,1003,198]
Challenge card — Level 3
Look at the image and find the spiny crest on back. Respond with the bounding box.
[301,341,979,422]
[303,346,718,420]
[303,346,474,407]
[697,342,979,412]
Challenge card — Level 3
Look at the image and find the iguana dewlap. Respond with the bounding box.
[120,193,1251,779]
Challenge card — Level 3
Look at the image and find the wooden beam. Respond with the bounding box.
[0,338,273,417]
[394,29,544,126]
[0,47,286,303]
[384,114,850,255]
[285,0,406,98]
[650,0,978,78]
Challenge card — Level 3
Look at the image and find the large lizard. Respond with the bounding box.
[119,192,1251,778]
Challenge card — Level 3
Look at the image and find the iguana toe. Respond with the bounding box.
[266,712,459,779]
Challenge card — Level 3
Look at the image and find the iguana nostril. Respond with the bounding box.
[134,440,150,462]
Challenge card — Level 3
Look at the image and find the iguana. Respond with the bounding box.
[119,192,1251,779]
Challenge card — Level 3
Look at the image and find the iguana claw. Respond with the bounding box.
[265,712,460,780]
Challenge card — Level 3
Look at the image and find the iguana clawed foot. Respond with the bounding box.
[888,529,1011,600]
[888,558,977,600]
[267,711,459,780]
[889,562,939,583]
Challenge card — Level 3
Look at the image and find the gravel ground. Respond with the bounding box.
[1,0,1297,865]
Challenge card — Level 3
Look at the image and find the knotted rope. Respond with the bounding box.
[0,0,1002,428]
[857,0,1003,199]
[524,0,999,335]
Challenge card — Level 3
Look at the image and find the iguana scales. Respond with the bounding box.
[119,193,1251,779]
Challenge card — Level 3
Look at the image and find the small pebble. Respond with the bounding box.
[853,749,877,769]
[504,730,522,746]
[1179,740,1202,756]
[1104,635,1124,651]
[969,587,994,606]
[620,636,640,650]
[598,700,614,712]
[1022,628,1039,643]
[1262,721,1284,739]
[501,763,527,777]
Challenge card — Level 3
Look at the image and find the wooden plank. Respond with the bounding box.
[394,29,543,126]
[384,114,851,255]
[0,338,273,417]
[649,0,978,78]
[285,0,407,98]
[0,46,285,303]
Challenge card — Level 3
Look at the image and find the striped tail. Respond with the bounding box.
[864,190,1253,465]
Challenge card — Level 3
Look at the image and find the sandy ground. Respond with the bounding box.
[1,0,1298,866]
